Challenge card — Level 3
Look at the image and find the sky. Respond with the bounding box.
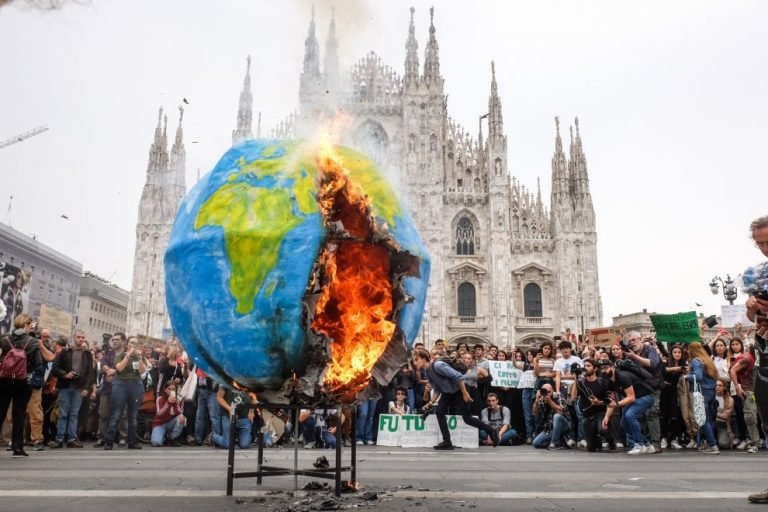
[0,0,766,327]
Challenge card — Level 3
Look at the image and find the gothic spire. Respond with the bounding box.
[423,7,442,86]
[147,107,169,174]
[551,116,569,199]
[232,55,253,145]
[300,6,322,101]
[170,106,186,191]
[488,61,504,144]
[404,6,419,86]
[323,7,340,93]
[569,116,591,198]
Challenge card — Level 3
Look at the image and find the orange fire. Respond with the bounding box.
[311,146,396,392]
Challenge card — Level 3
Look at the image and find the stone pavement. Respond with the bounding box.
[1,445,767,511]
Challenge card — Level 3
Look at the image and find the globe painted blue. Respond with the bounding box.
[165,139,430,390]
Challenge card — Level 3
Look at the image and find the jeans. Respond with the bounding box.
[583,412,613,451]
[434,391,493,444]
[300,416,338,448]
[194,387,222,443]
[213,416,252,449]
[151,416,185,446]
[699,388,717,447]
[622,394,654,448]
[645,389,661,445]
[106,380,143,445]
[521,388,535,438]
[57,388,84,442]
[480,427,518,446]
[533,413,571,448]
[356,398,379,443]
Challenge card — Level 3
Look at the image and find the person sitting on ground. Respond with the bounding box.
[479,392,518,446]
[150,380,186,447]
[388,386,411,415]
[300,407,343,449]
[211,387,257,449]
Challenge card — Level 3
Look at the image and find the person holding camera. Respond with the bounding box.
[531,383,571,449]
[50,329,96,449]
[621,331,663,453]
[150,380,186,446]
[104,336,146,450]
[599,359,654,455]
[569,359,615,451]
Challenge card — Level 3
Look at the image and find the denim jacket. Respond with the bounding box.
[425,360,465,394]
[687,357,716,391]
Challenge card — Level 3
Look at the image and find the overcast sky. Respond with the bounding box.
[0,0,766,327]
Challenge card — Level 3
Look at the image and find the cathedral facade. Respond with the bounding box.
[128,7,602,348]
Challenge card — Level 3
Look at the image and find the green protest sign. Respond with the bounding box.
[649,311,700,343]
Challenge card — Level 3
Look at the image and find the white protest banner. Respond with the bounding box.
[376,414,478,449]
[488,360,522,388]
[721,305,754,328]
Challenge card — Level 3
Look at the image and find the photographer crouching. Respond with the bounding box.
[599,358,655,455]
[620,331,663,453]
[532,383,571,450]
[569,359,616,451]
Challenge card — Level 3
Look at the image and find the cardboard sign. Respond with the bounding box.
[376,414,479,449]
[488,360,522,388]
[585,326,620,345]
[38,304,73,337]
[649,311,700,343]
[721,305,754,328]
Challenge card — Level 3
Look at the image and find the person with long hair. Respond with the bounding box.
[728,337,750,450]
[686,342,720,454]
[714,378,735,449]
[730,338,760,453]
[661,345,686,449]
[533,341,556,390]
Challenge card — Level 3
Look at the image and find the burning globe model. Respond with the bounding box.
[165,138,430,402]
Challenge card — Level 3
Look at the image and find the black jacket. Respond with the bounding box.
[0,329,44,386]
[52,347,95,391]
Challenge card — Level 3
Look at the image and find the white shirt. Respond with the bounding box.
[553,355,583,381]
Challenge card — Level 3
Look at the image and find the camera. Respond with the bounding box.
[570,362,583,376]
[619,339,632,352]
[539,388,549,396]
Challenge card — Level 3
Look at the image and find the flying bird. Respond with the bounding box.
[695,303,703,307]
[60,214,69,220]
[183,98,190,104]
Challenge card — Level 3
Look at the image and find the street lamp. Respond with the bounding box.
[709,274,738,305]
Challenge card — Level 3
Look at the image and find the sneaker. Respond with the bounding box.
[615,442,624,449]
[355,440,364,446]
[698,442,708,451]
[566,439,576,448]
[118,440,127,448]
[433,441,454,450]
[578,440,587,448]
[548,443,564,450]
[602,441,609,449]
[66,440,83,448]
[33,442,44,452]
[48,441,64,449]
[525,437,533,445]
[627,445,645,455]
[651,444,662,454]
[104,443,113,451]
[203,433,213,447]
[660,438,668,449]
[12,450,29,458]
[94,440,105,448]
[304,441,316,450]
[748,489,768,504]
[747,445,759,454]
[736,440,748,450]
[686,440,697,449]
[671,440,683,450]
[701,446,720,455]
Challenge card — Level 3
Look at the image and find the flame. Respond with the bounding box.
[311,137,396,392]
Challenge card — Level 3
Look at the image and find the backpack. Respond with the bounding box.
[615,359,655,394]
[0,338,31,380]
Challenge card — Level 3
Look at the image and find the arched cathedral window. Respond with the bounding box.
[524,283,543,318]
[354,120,389,166]
[458,282,476,318]
[456,217,475,255]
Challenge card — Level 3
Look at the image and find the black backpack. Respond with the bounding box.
[616,359,659,390]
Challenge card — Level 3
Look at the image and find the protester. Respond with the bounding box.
[660,345,686,449]
[728,337,751,450]
[715,378,735,449]
[104,336,147,450]
[151,380,186,447]
[623,331,663,453]
[600,359,654,455]
[531,383,570,450]
[411,348,498,450]
[50,329,95,449]
[686,342,720,454]
[388,386,411,415]
[569,359,614,451]
[730,340,759,453]
[212,387,256,449]
[479,393,518,446]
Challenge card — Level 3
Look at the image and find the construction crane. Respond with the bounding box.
[0,125,49,150]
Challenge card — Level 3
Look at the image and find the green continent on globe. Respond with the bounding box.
[194,180,303,315]
[192,141,403,316]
